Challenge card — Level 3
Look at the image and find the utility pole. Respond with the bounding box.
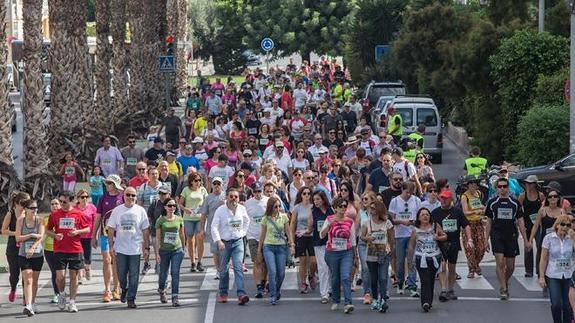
[570,1,575,153]
[539,0,545,32]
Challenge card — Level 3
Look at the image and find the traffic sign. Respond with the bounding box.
[261,38,274,52]
[375,45,390,63]
[159,56,175,72]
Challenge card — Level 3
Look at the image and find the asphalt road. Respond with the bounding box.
[0,138,552,323]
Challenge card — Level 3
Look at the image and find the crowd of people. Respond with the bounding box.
[2,59,575,323]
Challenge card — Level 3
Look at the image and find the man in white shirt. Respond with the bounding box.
[270,99,284,120]
[107,187,150,309]
[267,141,293,175]
[211,188,251,305]
[307,134,327,161]
[391,147,421,194]
[244,183,270,298]
[208,154,235,190]
[293,82,309,112]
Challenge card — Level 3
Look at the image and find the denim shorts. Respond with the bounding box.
[184,221,202,236]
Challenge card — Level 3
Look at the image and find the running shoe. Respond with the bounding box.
[8,290,16,303]
[408,287,419,298]
[190,263,197,273]
[447,290,458,300]
[467,272,475,279]
[499,288,509,300]
[159,290,167,304]
[197,262,205,272]
[50,295,58,304]
[380,300,389,313]
[321,297,329,304]
[57,293,66,310]
[422,303,430,312]
[344,304,354,314]
[299,282,309,294]
[32,303,40,314]
[370,299,380,311]
[102,291,112,303]
[217,295,228,303]
[456,273,461,280]
[439,291,448,302]
[172,296,180,307]
[68,302,78,313]
[23,305,34,317]
[112,289,121,301]
[238,295,249,305]
[330,303,338,311]
[141,262,151,275]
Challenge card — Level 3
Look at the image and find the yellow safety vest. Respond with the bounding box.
[465,157,488,176]
[405,149,419,164]
[388,114,403,136]
[408,132,424,149]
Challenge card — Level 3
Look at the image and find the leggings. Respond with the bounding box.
[44,251,59,295]
[6,252,20,291]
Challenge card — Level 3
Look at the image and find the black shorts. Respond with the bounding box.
[18,256,44,271]
[55,253,84,271]
[440,242,460,265]
[81,238,92,265]
[295,236,315,258]
[490,234,519,258]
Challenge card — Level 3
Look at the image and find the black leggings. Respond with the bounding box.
[44,251,59,295]
[6,252,20,291]
[415,256,440,307]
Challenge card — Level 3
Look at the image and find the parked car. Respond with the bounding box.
[242,50,262,66]
[377,95,443,163]
[513,154,575,202]
[369,95,395,131]
[361,81,406,113]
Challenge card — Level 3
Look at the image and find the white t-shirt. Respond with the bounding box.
[292,158,310,171]
[392,160,417,181]
[267,153,293,174]
[244,196,269,240]
[388,195,421,238]
[107,204,150,255]
[420,200,441,212]
[208,165,235,188]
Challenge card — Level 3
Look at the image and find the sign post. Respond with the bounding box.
[261,38,274,75]
[159,56,176,109]
[375,45,390,63]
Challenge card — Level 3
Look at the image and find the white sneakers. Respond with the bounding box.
[57,293,66,310]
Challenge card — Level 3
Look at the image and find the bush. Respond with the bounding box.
[515,103,569,167]
[534,68,568,106]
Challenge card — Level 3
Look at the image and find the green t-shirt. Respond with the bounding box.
[155,216,184,251]
[261,214,290,246]
[180,186,208,221]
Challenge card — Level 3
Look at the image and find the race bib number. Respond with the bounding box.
[59,217,75,230]
[64,166,75,176]
[332,237,347,251]
[24,241,42,253]
[399,212,412,221]
[163,232,178,245]
[253,215,264,224]
[126,157,137,166]
[469,198,482,210]
[442,219,457,233]
[371,231,386,244]
[120,221,136,233]
[248,128,257,135]
[259,138,269,145]
[102,159,112,166]
[497,208,513,220]
[556,258,571,272]
[422,239,437,253]
[529,213,538,223]
[228,218,242,231]
[317,220,325,232]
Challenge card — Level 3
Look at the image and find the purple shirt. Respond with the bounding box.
[95,146,124,177]
[96,193,124,235]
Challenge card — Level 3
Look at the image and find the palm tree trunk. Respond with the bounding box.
[0,1,22,217]
[175,0,188,93]
[94,0,112,134]
[110,0,128,128]
[23,0,53,201]
[127,0,147,116]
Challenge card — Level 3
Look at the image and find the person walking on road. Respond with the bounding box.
[258,196,295,305]
[461,176,487,278]
[107,187,151,309]
[518,175,545,278]
[485,177,531,300]
[15,199,44,316]
[198,177,226,279]
[290,186,317,295]
[46,191,91,313]
[211,188,251,305]
[155,198,185,307]
[244,182,269,298]
[44,199,61,304]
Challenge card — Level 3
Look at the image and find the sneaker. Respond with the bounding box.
[396,286,404,295]
[127,300,137,309]
[476,267,482,276]
[190,263,197,273]
[422,302,430,312]
[499,288,509,300]
[299,283,309,294]
[456,273,461,280]
[58,293,67,310]
[270,297,277,306]
[141,262,151,275]
[255,284,264,298]
[408,287,419,298]
[120,289,127,303]
[214,272,220,280]
[51,295,58,304]
[159,290,167,304]
[32,303,40,314]
[370,299,380,311]
[172,296,180,307]
[197,262,205,272]
[309,275,317,290]
[363,293,372,304]
[330,303,338,311]
[238,295,249,305]
[8,290,16,303]
[68,302,78,313]
[344,304,354,314]
[467,272,475,279]
[524,272,533,278]
[321,297,329,304]
[447,290,458,300]
[380,300,389,313]
[112,289,121,301]
[439,291,448,302]
[218,295,228,303]
[102,291,112,303]
[23,305,34,317]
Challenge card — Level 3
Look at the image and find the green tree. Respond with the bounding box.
[515,103,569,167]
[187,0,218,61]
[490,30,568,156]
[546,0,570,37]
[486,0,530,26]
[212,0,247,74]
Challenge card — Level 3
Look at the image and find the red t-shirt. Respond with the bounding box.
[47,208,89,254]
[129,176,149,189]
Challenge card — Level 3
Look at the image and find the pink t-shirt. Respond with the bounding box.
[325,216,355,252]
[75,204,97,239]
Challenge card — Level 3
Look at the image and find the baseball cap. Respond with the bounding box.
[319,147,329,154]
[264,108,272,113]
[243,149,252,155]
[392,147,404,156]
[275,141,284,148]
[439,190,453,200]
[166,151,176,157]
[252,182,263,192]
[158,184,171,194]
[154,137,164,144]
[192,137,204,144]
[212,177,223,184]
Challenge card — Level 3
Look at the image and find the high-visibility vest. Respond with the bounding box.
[408,132,424,149]
[465,157,488,176]
[405,149,419,164]
[388,114,403,136]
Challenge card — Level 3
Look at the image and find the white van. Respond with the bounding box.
[377,96,443,163]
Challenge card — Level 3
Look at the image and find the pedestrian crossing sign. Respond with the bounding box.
[159,56,175,72]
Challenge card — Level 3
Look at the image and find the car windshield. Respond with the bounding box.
[417,108,438,127]
[376,97,393,110]
[561,154,575,167]
[368,86,405,103]
[396,108,413,127]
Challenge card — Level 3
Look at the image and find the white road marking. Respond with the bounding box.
[512,267,542,292]
[456,266,495,290]
[204,292,216,323]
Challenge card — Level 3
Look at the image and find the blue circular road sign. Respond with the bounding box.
[261,38,274,52]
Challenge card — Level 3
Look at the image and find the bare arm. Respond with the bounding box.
[1,211,15,236]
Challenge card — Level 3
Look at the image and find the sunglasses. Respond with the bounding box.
[560,222,572,227]
[302,192,311,196]
[26,206,38,210]
[548,194,559,199]
[58,200,69,204]
[229,195,239,199]
[79,196,89,199]
[213,182,222,186]
[159,192,169,195]
[243,154,252,157]
[337,204,348,209]
[166,204,177,208]
[129,141,136,144]
[428,189,437,193]
[393,178,402,182]
[497,185,508,189]
[193,179,202,182]
[137,168,146,171]
[341,188,348,192]
[125,193,137,198]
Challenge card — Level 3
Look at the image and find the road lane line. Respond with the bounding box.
[512,267,542,292]
[204,292,216,323]
[456,266,494,290]
[267,296,548,302]
[78,297,199,306]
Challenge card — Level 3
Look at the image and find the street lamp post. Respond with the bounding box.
[539,0,545,32]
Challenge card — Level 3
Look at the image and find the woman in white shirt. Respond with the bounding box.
[539,214,575,323]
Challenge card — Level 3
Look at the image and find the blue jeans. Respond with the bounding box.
[218,238,246,297]
[325,249,353,305]
[395,237,417,289]
[358,242,371,295]
[262,244,288,300]
[116,253,141,301]
[547,277,573,323]
[367,254,390,301]
[158,248,185,295]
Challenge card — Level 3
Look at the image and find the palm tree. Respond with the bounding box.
[94,0,112,134]
[0,1,21,216]
[167,0,188,96]
[127,0,147,117]
[110,0,128,129]
[22,0,52,201]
